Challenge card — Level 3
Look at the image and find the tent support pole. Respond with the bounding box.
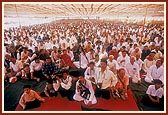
[15,4,21,28]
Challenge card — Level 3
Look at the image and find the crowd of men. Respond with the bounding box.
[4,19,164,110]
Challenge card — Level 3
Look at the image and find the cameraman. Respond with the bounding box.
[56,70,75,101]
[73,73,97,106]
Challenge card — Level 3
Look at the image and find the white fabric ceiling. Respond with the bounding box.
[3,3,165,28]
[4,3,164,18]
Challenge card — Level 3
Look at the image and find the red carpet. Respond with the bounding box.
[87,89,139,111]
[15,89,139,111]
[15,94,81,111]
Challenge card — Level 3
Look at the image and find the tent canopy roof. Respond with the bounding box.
[4,3,164,19]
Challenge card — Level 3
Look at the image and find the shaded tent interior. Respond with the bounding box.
[4,3,164,28]
[3,3,165,111]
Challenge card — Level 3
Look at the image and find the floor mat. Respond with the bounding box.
[15,94,82,111]
[129,78,164,111]
[81,89,139,111]
[4,80,46,111]
[15,89,139,111]
[4,78,164,111]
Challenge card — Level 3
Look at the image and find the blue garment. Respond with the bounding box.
[42,62,58,77]
[4,59,10,68]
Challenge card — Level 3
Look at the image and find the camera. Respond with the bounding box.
[97,83,102,89]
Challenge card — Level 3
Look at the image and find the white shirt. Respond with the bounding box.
[30,60,44,72]
[146,85,163,98]
[67,51,74,61]
[80,53,89,69]
[142,59,155,73]
[117,55,130,68]
[9,61,22,72]
[50,51,59,63]
[107,59,119,70]
[75,79,95,102]
[45,42,52,50]
[86,52,95,62]
[99,51,108,60]
[26,45,35,52]
[70,35,77,45]
[94,45,103,53]
[117,43,123,51]
[84,67,97,80]
[60,76,72,90]
[146,65,164,83]
[95,60,101,67]
[95,68,117,89]
[26,54,37,63]
[125,62,140,81]
[135,58,143,71]
[51,44,59,49]
[66,42,73,49]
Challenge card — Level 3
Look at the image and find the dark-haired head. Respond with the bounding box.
[23,85,31,89]
[46,79,53,84]
[101,58,107,64]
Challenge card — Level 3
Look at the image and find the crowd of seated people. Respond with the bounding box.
[3,19,164,110]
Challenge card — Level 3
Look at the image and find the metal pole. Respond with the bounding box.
[143,4,148,25]
[15,4,21,27]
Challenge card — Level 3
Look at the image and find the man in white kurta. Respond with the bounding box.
[135,54,143,71]
[45,39,52,50]
[117,50,130,68]
[125,56,141,83]
[84,62,97,82]
[50,46,60,64]
[142,53,156,73]
[94,59,117,99]
[80,51,89,69]
[9,57,22,76]
[107,55,119,75]
[30,57,44,81]
[145,59,164,84]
